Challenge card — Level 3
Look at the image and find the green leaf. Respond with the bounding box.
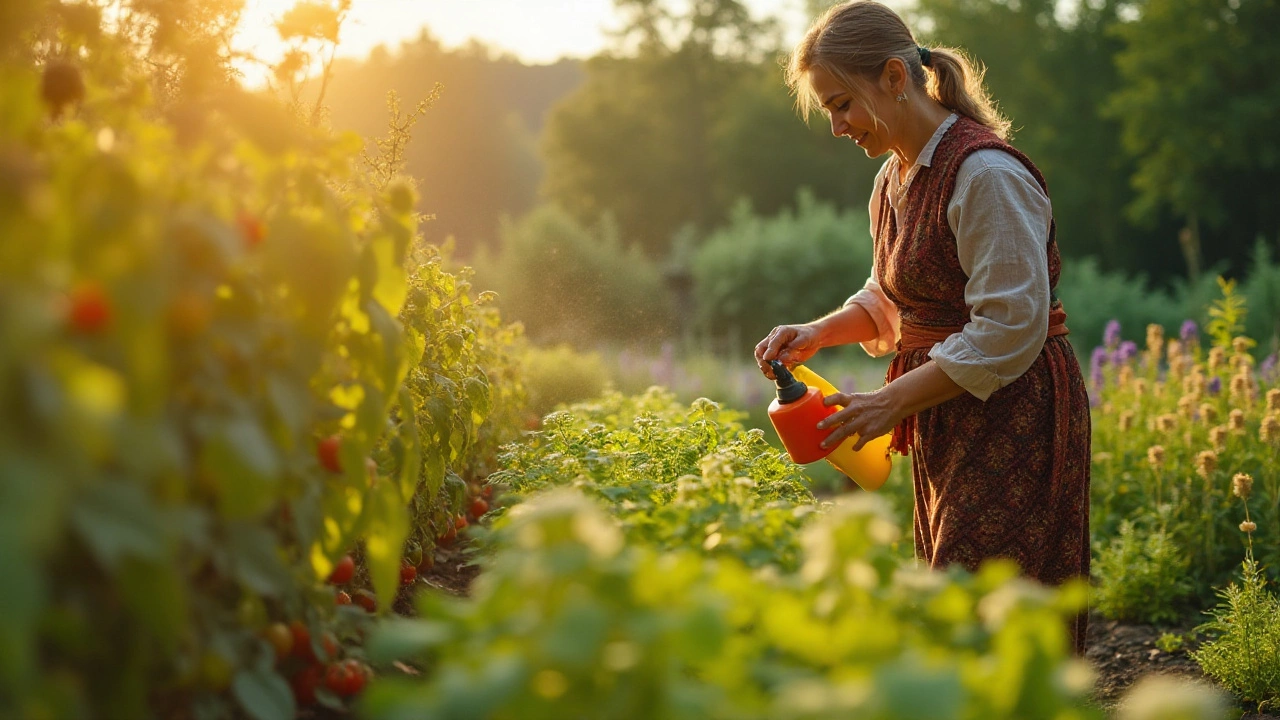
[875,658,963,720]
[232,666,296,720]
[364,478,410,612]
[71,481,166,569]
[201,416,282,519]
[226,523,289,597]
[366,618,453,662]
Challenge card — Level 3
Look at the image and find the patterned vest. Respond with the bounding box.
[876,115,1066,454]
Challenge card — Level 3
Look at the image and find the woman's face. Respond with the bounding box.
[809,65,892,158]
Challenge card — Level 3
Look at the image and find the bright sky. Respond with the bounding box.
[234,0,817,83]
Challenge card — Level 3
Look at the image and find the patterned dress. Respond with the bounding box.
[876,116,1092,654]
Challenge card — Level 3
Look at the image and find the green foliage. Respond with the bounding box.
[1092,521,1193,624]
[397,241,529,561]
[0,4,527,717]
[362,490,1098,720]
[909,0,1145,271]
[490,388,815,569]
[1192,558,1280,710]
[521,343,610,418]
[539,0,779,257]
[1206,276,1249,352]
[1105,0,1280,244]
[691,192,874,352]
[1088,293,1280,616]
[474,205,673,348]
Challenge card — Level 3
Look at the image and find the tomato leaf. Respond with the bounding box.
[232,665,295,720]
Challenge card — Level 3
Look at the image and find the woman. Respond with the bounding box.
[754,0,1091,653]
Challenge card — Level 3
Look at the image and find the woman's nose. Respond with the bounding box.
[830,115,846,137]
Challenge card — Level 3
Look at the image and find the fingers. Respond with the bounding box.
[756,326,794,377]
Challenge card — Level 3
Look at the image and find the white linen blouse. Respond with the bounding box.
[844,113,1054,402]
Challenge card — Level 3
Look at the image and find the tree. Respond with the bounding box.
[910,0,1159,274]
[1106,0,1280,280]
[540,0,775,258]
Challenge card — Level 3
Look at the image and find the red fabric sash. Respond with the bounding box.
[885,306,1070,455]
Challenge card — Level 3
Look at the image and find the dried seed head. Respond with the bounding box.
[1232,473,1254,500]
[1266,388,1279,414]
[1156,414,1178,433]
[1229,408,1246,433]
[1232,336,1251,355]
[1200,403,1218,425]
[1134,378,1148,398]
[1230,374,1251,406]
[1119,410,1135,432]
[1147,445,1165,470]
[1177,395,1195,419]
[1167,339,1183,359]
[1118,365,1134,387]
[1209,425,1228,453]
[1261,414,1280,445]
[1240,520,1257,534]
[1195,449,1217,480]
[1146,324,1165,354]
[1209,347,1226,372]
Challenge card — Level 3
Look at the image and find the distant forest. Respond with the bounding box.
[321,0,1280,288]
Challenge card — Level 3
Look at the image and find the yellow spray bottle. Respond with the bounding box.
[791,364,892,491]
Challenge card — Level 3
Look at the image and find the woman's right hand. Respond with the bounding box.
[755,324,821,378]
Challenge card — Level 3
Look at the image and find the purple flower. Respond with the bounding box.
[1207,376,1221,396]
[1104,319,1122,349]
[1260,353,1278,383]
[1180,319,1199,344]
[1117,340,1138,364]
[1090,346,1108,388]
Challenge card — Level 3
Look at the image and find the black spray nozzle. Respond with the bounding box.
[769,360,808,403]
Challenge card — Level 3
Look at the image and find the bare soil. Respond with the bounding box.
[1085,612,1278,719]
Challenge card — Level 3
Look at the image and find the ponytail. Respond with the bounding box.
[787,2,1011,140]
[922,45,1010,140]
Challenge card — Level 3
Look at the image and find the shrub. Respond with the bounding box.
[690,191,874,353]
[475,205,673,348]
[1093,521,1193,624]
[521,343,610,418]
[1192,558,1280,709]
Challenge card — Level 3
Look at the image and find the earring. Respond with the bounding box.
[896,92,907,103]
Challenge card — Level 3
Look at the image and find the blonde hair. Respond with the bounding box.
[785,1,1011,140]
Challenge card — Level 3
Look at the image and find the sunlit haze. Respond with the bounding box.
[233,0,816,84]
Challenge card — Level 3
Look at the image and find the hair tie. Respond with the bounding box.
[918,46,932,67]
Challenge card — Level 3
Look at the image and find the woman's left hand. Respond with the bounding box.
[815,389,902,452]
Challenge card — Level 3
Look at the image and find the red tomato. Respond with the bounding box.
[317,435,342,473]
[481,484,493,499]
[237,210,265,248]
[454,515,468,530]
[264,622,293,661]
[324,662,352,695]
[328,554,355,585]
[353,589,377,613]
[437,525,456,548]
[400,563,416,586]
[341,659,369,695]
[291,664,323,706]
[335,590,352,606]
[67,281,112,334]
[289,620,312,661]
[469,497,489,518]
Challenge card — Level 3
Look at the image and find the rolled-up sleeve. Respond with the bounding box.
[929,151,1052,401]
[845,274,899,357]
[844,158,901,358]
